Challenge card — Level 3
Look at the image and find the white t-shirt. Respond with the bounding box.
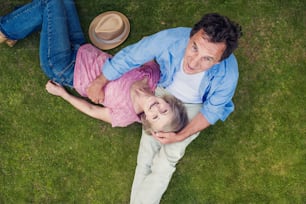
[166,60,205,103]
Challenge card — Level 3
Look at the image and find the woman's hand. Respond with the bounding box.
[45,80,67,97]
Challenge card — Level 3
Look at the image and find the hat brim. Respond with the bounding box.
[89,11,130,50]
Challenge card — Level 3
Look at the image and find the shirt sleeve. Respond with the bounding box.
[101,33,162,80]
[200,55,239,124]
[102,28,190,81]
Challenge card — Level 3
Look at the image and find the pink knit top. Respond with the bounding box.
[73,44,160,127]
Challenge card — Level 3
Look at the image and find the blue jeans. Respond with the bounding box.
[0,0,86,86]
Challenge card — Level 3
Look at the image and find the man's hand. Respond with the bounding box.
[152,131,183,144]
[86,74,109,104]
[152,113,211,144]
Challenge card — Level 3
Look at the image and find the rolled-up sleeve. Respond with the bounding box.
[101,28,191,81]
[102,30,171,80]
[200,55,239,124]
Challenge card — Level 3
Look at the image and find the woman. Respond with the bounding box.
[0,0,188,133]
[46,61,187,133]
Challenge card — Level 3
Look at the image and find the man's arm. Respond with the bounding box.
[86,73,109,104]
[152,113,210,144]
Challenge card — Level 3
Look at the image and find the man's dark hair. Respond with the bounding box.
[190,13,242,61]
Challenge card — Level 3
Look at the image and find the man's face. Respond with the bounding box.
[183,30,226,74]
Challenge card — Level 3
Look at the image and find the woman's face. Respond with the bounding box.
[143,96,174,132]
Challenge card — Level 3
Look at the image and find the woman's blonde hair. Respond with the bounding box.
[141,95,188,135]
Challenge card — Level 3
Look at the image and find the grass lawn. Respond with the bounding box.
[1,0,305,203]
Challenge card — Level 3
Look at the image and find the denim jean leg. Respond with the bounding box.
[39,0,75,86]
[0,0,43,40]
[63,0,86,46]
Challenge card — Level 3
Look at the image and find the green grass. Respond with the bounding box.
[1,0,305,203]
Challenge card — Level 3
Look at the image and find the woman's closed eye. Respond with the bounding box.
[161,109,168,114]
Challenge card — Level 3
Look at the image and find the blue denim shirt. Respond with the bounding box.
[102,27,239,124]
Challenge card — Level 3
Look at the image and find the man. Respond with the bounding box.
[87,13,242,204]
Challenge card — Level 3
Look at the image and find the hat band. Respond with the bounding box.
[93,26,129,45]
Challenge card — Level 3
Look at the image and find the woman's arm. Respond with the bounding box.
[45,80,112,123]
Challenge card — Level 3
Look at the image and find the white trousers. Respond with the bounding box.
[130,87,202,204]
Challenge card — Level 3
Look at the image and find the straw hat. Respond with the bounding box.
[89,11,130,50]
